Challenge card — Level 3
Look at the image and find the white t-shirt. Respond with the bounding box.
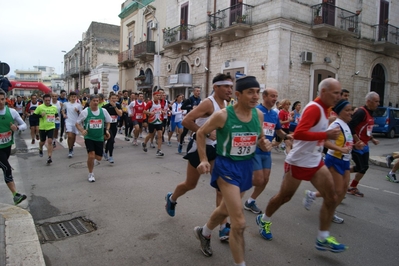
[64,102,83,125]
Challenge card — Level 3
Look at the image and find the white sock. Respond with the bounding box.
[309,191,316,199]
[261,214,271,222]
[234,262,246,266]
[317,230,329,241]
[247,197,255,204]
[202,224,212,237]
[390,171,394,174]
[169,195,176,203]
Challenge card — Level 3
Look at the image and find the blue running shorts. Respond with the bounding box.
[324,153,350,176]
[211,156,253,192]
[252,153,272,171]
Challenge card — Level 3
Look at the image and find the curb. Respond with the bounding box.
[0,203,45,266]
[369,155,391,168]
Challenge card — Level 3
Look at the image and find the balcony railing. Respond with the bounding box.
[118,50,134,63]
[311,3,359,33]
[373,24,399,44]
[207,3,253,33]
[134,41,156,58]
[163,24,195,47]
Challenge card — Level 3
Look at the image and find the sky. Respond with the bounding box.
[1,0,122,76]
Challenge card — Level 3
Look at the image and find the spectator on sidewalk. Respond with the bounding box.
[386,154,399,183]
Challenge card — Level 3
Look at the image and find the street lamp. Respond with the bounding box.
[132,0,161,93]
[61,50,68,92]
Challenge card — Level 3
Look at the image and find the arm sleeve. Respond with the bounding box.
[11,109,27,131]
[76,109,88,124]
[293,105,327,141]
[102,109,112,123]
[171,103,181,115]
[128,101,135,116]
[145,101,152,111]
[348,108,365,135]
[181,98,192,111]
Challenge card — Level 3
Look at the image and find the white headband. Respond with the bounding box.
[213,81,233,86]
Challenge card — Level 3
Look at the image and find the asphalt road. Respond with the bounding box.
[2,131,399,266]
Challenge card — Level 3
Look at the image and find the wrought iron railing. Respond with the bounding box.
[134,41,156,57]
[207,3,254,33]
[163,24,195,46]
[311,3,358,33]
[373,24,399,44]
[118,50,134,63]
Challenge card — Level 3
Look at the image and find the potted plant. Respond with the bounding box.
[178,19,190,39]
[236,14,247,23]
[313,5,322,25]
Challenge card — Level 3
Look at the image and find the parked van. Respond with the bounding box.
[372,107,399,138]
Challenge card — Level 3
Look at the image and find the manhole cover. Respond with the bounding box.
[37,217,96,242]
[69,162,88,169]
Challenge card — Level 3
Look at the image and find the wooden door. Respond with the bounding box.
[322,0,335,26]
[379,0,389,41]
[180,2,189,40]
[313,70,335,100]
[230,0,242,26]
[223,67,245,95]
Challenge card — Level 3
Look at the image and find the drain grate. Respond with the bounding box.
[37,217,96,242]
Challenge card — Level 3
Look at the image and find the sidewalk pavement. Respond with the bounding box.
[369,154,397,169]
[0,203,45,266]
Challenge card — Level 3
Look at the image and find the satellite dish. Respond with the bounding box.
[0,62,10,76]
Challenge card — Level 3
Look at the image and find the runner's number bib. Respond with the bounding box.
[231,133,257,156]
[89,119,103,129]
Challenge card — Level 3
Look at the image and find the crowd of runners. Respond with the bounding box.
[0,73,394,265]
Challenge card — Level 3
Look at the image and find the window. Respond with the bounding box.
[176,61,190,74]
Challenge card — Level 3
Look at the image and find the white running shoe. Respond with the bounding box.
[88,173,95,182]
[332,214,344,224]
[150,142,155,148]
[94,159,100,166]
[303,190,315,210]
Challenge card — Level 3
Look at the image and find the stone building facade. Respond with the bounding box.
[118,0,399,106]
[63,22,120,96]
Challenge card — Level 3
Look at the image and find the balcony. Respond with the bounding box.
[134,41,156,61]
[68,67,79,78]
[311,3,359,39]
[165,73,192,88]
[14,77,41,82]
[207,3,254,43]
[163,24,195,51]
[118,50,136,68]
[372,24,399,52]
[80,64,90,75]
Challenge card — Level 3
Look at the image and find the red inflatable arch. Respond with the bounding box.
[10,81,52,94]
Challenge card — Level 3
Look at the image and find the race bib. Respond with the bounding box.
[230,133,257,156]
[136,113,143,119]
[366,125,373,137]
[47,114,55,123]
[263,122,275,137]
[110,115,118,123]
[89,119,103,129]
[295,117,300,123]
[0,131,12,144]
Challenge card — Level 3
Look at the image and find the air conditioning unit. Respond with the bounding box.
[301,51,313,64]
[150,22,157,30]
